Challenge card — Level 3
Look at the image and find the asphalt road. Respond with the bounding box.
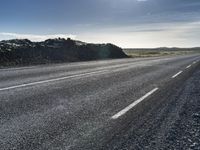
[0,54,200,150]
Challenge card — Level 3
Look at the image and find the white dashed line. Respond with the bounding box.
[172,71,183,78]
[0,70,108,92]
[111,88,159,119]
[186,65,192,69]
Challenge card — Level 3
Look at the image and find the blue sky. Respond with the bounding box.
[0,0,200,48]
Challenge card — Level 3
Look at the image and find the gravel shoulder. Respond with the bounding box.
[161,68,200,149]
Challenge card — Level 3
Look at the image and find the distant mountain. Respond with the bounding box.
[0,38,128,67]
[124,47,200,51]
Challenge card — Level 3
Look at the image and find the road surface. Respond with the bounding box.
[0,54,200,150]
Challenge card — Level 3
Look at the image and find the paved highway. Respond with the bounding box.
[0,54,200,149]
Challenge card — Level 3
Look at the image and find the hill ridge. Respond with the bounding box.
[0,38,128,66]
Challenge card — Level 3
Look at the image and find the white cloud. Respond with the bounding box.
[77,21,200,48]
[0,33,76,41]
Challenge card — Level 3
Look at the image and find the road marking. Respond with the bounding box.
[0,70,108,92]
[193,61,196,64]
[111,88,159,119]
[172,71,183,78]
[186,65,192,69]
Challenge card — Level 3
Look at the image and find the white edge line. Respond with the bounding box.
[172,71,183,78]
[111,88,159,119]
[0,70,108,92]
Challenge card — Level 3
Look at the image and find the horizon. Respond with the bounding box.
[1,0,200,48]
[1,37,200,49]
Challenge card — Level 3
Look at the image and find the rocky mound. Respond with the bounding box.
[0,38,128,66]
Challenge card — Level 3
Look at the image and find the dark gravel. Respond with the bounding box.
[162,69,200,150]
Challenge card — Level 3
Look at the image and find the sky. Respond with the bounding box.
[0,0,200,48]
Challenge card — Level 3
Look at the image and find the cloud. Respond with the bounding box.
[77,21,200,48]
[136,0,148,2]
[0,33,76,41]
